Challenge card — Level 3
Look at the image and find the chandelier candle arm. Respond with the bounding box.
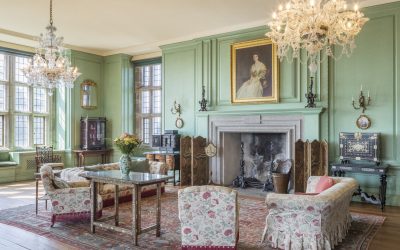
[23,0,81,95]
[266,0,369,70]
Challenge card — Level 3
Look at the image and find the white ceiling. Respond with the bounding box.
[0,0,397,57]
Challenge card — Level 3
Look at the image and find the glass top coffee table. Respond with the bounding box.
[79,170,172,246]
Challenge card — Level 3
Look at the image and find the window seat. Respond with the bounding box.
[0,161,17,167]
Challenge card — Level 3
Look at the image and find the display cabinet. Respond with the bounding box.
[80,117,107,150]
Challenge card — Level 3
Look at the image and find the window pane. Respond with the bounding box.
[33,88,47,113]
[33,117,45,145]
[15,115,29,147]
[153,64,161,86]
[0,84,6,111]
[143,66,150,86]
[152,90,161,113]
[152,117,161,135]
[143,118,150,144]
[15,86,29,112]
[141,91,150,113]
[0,54,7,81]
[0,115,4,147]
[15,56,29,83]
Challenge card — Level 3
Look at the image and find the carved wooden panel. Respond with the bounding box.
[321,141,328,175]
[191,136,209,186]
[180,136,192,186]
[295,139,328,192]
[294,139,307,192]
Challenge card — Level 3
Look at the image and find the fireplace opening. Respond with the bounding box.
[240,133,287,184]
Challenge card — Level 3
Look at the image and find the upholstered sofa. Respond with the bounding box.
[262,176,358,249]
[60,159,168,206]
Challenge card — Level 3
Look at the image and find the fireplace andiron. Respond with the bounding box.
[232,142,273,190]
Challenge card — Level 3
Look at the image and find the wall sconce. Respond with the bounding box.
[352,85,371,113]
[198,84,208,111]
[171,100,184,128]
[305,77,317,108]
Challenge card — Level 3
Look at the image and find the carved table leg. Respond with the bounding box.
[35,178,39,215]
[379,174,387,210]
[156,183,161,237]
[115,185,119,226]
[91,180,97,234]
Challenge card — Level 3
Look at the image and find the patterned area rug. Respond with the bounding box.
[0,187,384,250]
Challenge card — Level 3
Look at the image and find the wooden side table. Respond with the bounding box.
[73,149,113,167]
[331,163,388,210]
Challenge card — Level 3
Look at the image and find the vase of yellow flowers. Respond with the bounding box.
[114,133,142,175]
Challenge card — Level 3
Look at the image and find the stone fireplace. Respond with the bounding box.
[208,115,303,185]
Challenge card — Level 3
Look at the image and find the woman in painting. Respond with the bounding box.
[237,54,268,98]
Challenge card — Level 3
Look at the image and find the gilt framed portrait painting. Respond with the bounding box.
[231,38,279,104]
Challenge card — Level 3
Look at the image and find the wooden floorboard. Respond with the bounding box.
[350,202,400,250]
[0,223,75,250]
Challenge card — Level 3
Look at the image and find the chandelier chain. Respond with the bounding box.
[50,0,53,26]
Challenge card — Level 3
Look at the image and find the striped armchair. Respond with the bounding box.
[178,185,239,249]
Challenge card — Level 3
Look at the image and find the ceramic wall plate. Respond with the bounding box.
[356,114,371,130]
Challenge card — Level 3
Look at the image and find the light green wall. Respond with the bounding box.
[103,54,134,162]
[55,50,105,166]
[161,2,400,206]
[329,3,400,206]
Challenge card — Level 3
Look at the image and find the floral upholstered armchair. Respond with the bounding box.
[40,164,103,227]
[262,176,358,249]
[178,185,239,249]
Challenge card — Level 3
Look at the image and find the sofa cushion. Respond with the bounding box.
[315,176,335,193]
[53,176,70,189]
[129,158,149,173]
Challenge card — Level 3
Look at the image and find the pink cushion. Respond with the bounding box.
[315,176,335,193]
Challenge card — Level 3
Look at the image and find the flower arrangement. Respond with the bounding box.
[113,133,142,155]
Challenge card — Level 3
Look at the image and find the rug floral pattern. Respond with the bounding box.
[0,188,384,250]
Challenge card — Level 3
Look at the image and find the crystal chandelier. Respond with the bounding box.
[23,0,81,95]
[266,0,369,75]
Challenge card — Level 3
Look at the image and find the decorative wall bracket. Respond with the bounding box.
[198,85,208,111]
[171,101,184,128]
[352,85,371,113]
[305,77,317,108]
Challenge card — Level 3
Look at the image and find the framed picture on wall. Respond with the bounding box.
[231,38,279,104]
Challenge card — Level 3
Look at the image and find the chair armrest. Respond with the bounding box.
[84,163,119,171]
[266,193,331,213]
[67,180,90,188]
[50,187,90,196]
[43,162,64,170]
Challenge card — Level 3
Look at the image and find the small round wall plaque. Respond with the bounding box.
[175,117,184,128]
[356,115,371,130]
[205,143,217,157]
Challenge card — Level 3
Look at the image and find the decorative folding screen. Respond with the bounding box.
[294,140,328,192]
